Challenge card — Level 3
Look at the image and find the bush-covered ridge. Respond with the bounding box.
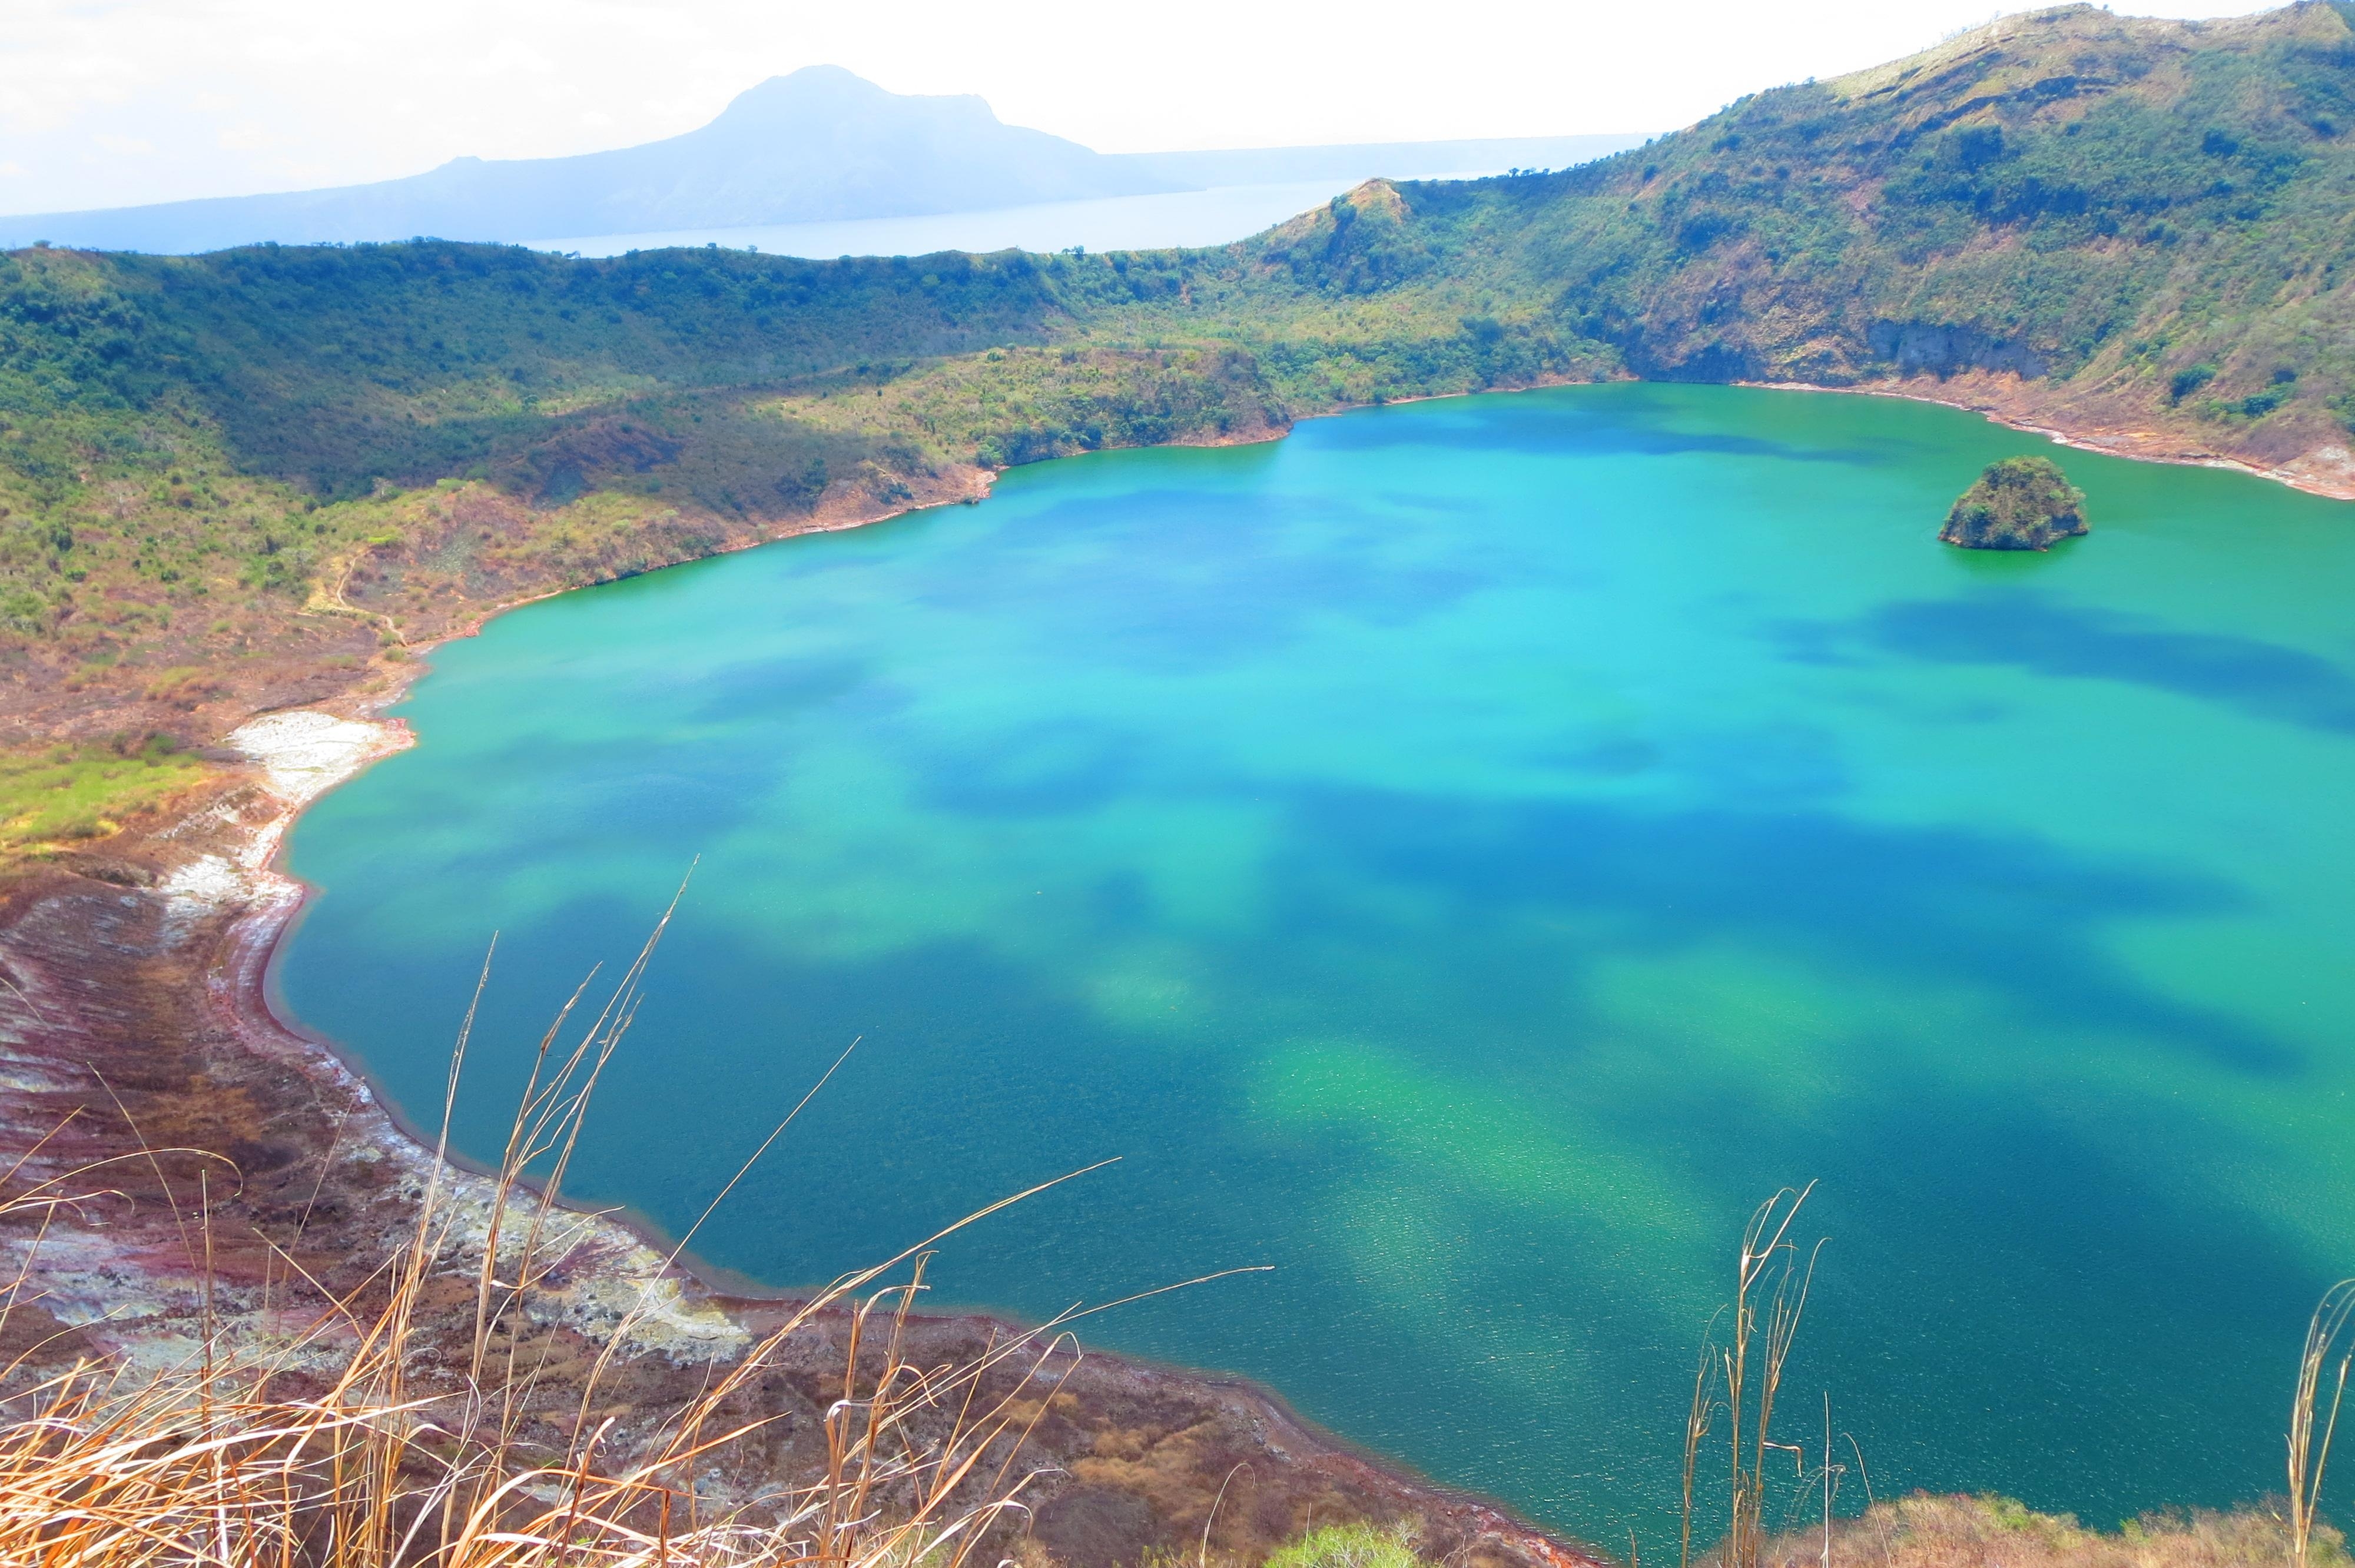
[1315,2,2355,423]
[4,2,2354,755]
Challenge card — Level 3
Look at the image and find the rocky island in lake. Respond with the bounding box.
[1941,456,2091,552]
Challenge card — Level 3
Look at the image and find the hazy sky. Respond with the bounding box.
[4,0,2287,216]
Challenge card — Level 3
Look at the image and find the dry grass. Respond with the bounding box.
[1680,1186,1824,1568]
[0,1199,1054,1567]
[1676,1191,2354,1568]
[2289,1283,2355,1568]
[1759,1494,2347,1568]
[0,906,1076,1566]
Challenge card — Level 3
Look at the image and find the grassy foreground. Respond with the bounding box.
[5,1149,2346,1566]
[0,908,1070,1567]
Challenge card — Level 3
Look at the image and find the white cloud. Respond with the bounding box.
[0,0,2291,215]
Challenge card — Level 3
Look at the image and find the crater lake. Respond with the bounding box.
[277,383,2355,1545]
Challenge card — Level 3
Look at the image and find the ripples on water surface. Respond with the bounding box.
[280,384,2355,1543]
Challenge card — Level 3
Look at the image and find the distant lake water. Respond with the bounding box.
[525,179,1452,258]
[278,385,2355,1545]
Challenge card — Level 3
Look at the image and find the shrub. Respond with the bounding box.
[2170,363,2219,403]
[1263,1521,1431,1568]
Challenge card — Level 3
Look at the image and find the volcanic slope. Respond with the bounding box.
[4,3,2354,748]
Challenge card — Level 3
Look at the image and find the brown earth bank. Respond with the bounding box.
[0,692,1600,1568]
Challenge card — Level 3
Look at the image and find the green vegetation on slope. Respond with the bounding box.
[0,733,207,853]
[4,2,2354,744]
[0,243,1294,731]
[1253,0,2355,434]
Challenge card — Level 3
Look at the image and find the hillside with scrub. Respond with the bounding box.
[4,1,2355,817]
[8,5,2355,1558]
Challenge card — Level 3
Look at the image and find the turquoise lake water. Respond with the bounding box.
[278,384,2355,1546]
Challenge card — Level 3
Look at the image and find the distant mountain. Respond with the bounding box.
[0,68,1176,253]
[0,68,1642,255]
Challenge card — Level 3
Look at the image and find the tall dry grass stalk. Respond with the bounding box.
[0,903,1083,1566]
[2289,1280,2355,1568]
[1679,1184,1823,1568]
